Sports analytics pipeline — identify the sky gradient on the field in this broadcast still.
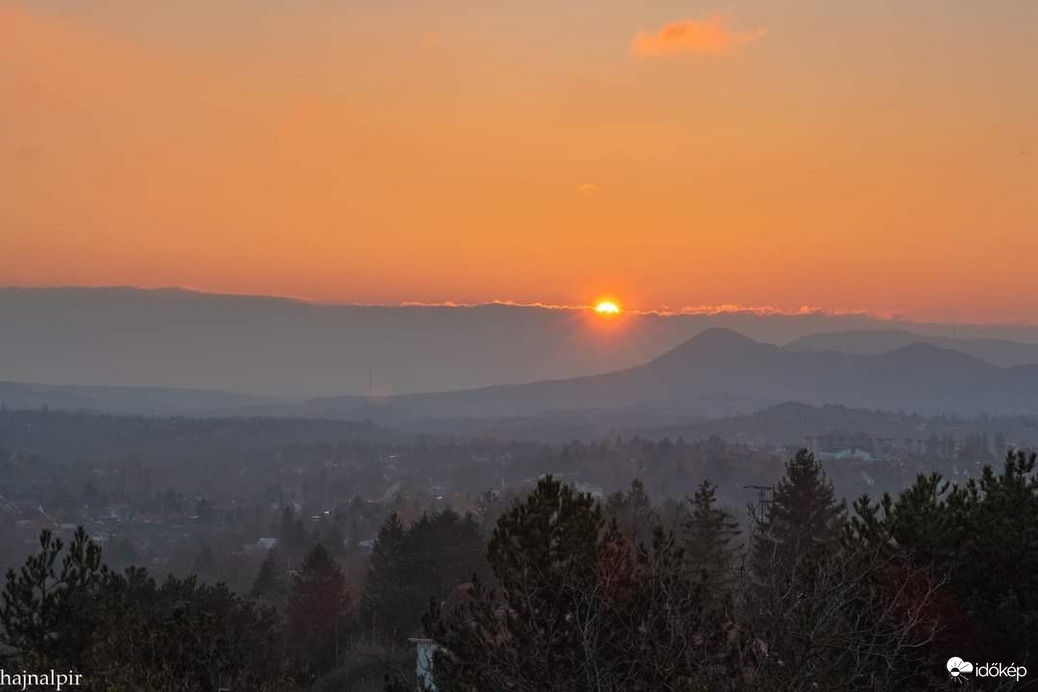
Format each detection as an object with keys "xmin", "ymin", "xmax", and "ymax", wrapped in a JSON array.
[{"xmin": 2, "ymin": 0, "xmax": 1036, "ymax": 322}]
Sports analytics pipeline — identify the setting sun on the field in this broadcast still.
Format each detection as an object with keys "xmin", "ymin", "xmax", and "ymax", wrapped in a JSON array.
[{"xmin": 594, "ymin": 301, "xmax": 621, "ymax": 315}]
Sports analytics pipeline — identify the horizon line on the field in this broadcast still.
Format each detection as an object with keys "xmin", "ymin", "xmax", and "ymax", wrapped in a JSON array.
[{"xmin": 4, "ymin": 283, "xmax": 1037, "ymax": 327}]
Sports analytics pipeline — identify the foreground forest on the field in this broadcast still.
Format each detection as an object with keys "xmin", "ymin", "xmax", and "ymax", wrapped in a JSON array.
[{"xmin": 2, "ymin": 447, "xmax": 1035, "ymax": 690}]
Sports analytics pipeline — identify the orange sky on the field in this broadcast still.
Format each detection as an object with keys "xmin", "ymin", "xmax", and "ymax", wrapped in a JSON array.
[{"xmin": 2, "ymin": 1, "xmax": 1036, "ymax": 322}]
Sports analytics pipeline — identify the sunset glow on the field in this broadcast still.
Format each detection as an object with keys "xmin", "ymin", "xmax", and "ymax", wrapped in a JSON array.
[
  {"xmin": 1, "ymin": 2, "xmax": 1036, "ymax": 322},
  {"xmin": 595, "ymin": 301, "xmax": 622, "ymax": 316}
]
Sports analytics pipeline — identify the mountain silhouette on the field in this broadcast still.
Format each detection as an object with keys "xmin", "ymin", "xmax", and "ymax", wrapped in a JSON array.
[
  {"xmin": 0, "ymin": 287, "xmax": 898, "ymax": 398},
  {"xmin": 787, "ymin": 328, "xmax": 1038, "ymax": 367},
  {"xmin": 301, "ymin": 329, "xmax": 1038, "ymax": 420},
  {"xmin": 4, "ymin": 328, "xmax": 1037, "ymax": 419},
  {"xmin": 7, "ymin": 288, "xmax": 1038, "ymax": 401}
]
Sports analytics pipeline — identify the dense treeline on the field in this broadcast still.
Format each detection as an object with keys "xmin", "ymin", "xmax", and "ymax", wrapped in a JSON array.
[
  {"xmin": 391, "ymin": 450, "xmax": 1038, "ymax": 691},
  {"xmin": 3, "ymin": 449, "xmax": 1036, "ymax": 690},
  {"xmin": 361, "ymin": 511, "xmax": 490, "ymax": 640},
  {"xmin": 0, "ymin": 528, "xmax": 292, "ymax": 690},
  {"xmin": 0, "ymin": 510, "xmax": 493, "ymax": 690}
]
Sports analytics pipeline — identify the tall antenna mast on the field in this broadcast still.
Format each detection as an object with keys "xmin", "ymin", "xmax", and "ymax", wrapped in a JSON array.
[{"xmin": 744, "ymin": 484, "xmax": 774, "ymax": 524}]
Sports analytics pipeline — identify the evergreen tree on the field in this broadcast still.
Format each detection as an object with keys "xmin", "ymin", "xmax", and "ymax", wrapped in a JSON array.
[
  {"xmin": 747, "ymin": 450, "xmax": 848, "ymax": 686},
  {"xmin": 421, "ymin": 476, "xmax": 742, "ymax": 691},
  {"xmin": 364, "ymin": 510, "xmax": 489, "ymax": 642},
  {"xmin": 0, "ymin": 527, "xmax": 106, "ymax": 669},
  {"xmin": 849, "ymin": 450, "xmax": 1038, "ymax": 664},
  {"xmin": 91, "ymin": 570, "xmax": 293, "ymax": 691},
  {"xmin": 683, "ymin": 479, "xmax": 739, "ymax": 604},
  {"xmin": 287, "ymin": 543, "xmax": 351, "ymax": 680},
  {"xmin": 751, "ymin": 449, "xmax": 846, "ymax": 585},
  {"xmin": 603, "ymin": 478, "xmax": 658, "ymax": 550},
  {"xmin": 424, "ymin": 476, "xmax": 621, "ymax": 690},
  {"xmin": 362, "ymin": 513, "xmax": 406, "ymax": 636},
  {"xmin": 250, "ymin": 548, "xmax": 288, "ymax": 604},
  {"xmin": 744, "ymin": 450, "xmax": 952, "ymax": 690},
  {"xmin": 2, "ymin": 527, "xmax": 294, "ymax": 689},
  {"xmin": 473, "ymin": 489, "xmax": 512, "ymax": 531}
]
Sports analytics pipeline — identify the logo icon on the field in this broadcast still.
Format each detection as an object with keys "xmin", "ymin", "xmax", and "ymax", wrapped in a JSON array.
[{"xmin": 948, "ymin": 657, "xmax": 974, "ymax": 682}]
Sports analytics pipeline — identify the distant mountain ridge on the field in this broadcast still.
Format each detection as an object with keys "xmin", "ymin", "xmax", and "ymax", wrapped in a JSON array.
[
  {"xmin": 0, "ymin": 286, "xmax": 896, "ymax": 398},
  {"xmin": 5, "ymin": 325, "xmax": 1038, "ymax": 421},
  {"xmin": 787, "ymin": 328, "xmax": 1038, "ymax": 367},
  {"xmin": 6, "ymin": 287, "xmax": 1038, "ymax": 399},
  {"xmin": 300, "ymin": 328, "xmax": 1038, "ymax": 420}
]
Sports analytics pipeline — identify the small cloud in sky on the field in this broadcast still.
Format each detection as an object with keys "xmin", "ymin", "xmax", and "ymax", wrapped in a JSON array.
[
  {"xmin": 631, "ymin": 14, "xmax": 768, "ymax": 58},
  {"xmin": 578, "ymin": 183, "xmax": 600, "ymax": 196},
  {"xmin": 418, "ymin": 31, "xmax": 442, "ymax": 51}
]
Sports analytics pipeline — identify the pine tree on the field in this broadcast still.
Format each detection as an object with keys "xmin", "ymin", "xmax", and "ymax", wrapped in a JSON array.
[
  {"xmin": 421, "ymin": 477, "xmax": 739, "ymax": 691},
  {"xmin": 362, "ymin": 512, "xmax": 406, "ymax": 636},
  {"xmin": 363, "ymin": 510, "xmax": 488, "ymax": 642},
  {"xmin": 250, "ymin": 548, "xmax": 288, "ymax": 603},
  {"xmin": 751, "ymin": 449, "xmax": 845, "ymax": 585},
  {"xmin": 849, "ymin": 450, "xmax": 1038, "ymax": 664},
  {"xmin": 1, "ymin": 527, "xmax": 294, "ymax": 688},
  {"xmin": 425, "ymin": 475, "xmax": 625, "ymax": 690},
  {"xmin": 287, "ymin": 543, "xmax": 350, "ymax": 679},
  {"xmin": 0, "ymin": 527, "xmax": 106, "ymax": 669},
  {"xmin": 747, "ymin": 450, "xmax": 855, "ymax": 688},
  {"xmin": 603, "ymin": 478, "xmax": 658, "ymax": 550},
  {"xmin": 683, "ymin": 479, "xmax": 739, "ymax": 604}
]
